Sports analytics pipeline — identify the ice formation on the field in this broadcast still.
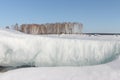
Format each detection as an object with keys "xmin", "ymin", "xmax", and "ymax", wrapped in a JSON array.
[{"xmin": 0, "ymin": 29, "xmax": 120, "ymax": 67}]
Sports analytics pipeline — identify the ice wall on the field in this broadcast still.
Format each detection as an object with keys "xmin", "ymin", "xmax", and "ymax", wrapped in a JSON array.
[{"xmin": 0, "ymin": 29, "xmax": 120, "ymax": 67}]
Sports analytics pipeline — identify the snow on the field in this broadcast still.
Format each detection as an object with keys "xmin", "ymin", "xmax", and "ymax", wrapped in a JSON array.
[
  {"xmin": 0, "ymin": 29, "xmax": 120, "ymax": 80},
  {"xmin": 0, "ymin": 58, "xmax": 120, "ymax": 80},
  {"xmin": 0, "ymin": 29, "xmax": 120, "ymax": 67}
]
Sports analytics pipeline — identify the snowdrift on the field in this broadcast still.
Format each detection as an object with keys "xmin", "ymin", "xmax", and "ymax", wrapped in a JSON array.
[
  {"xmin": 1, "ymin": 57, "xmax": 120, "ymax": 80},
  {"xmin": 0, "ymin": 29, "xmax": 120, "ymax": 67}
]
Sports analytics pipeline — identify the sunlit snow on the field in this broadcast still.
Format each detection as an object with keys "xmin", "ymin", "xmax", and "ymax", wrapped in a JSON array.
[
  {"xmin": 0, "ymin": 29, "xmax": 120, "ymax": 80},
  {"xmin": 0, "ymin": 29, "xmax": 120, "ymax": 67}
]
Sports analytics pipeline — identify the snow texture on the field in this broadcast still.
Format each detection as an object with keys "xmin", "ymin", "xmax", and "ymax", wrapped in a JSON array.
[
  {"xmin": 0, "ymin": 57, "xmax": 120, "ymax": 80},
  {"xmin": 0, "ymin": 29, "xmax": 120, "ymax": 67},
  {"xmin": 0, "ymin": 29, "xmax": 120, "ymax": 80}
]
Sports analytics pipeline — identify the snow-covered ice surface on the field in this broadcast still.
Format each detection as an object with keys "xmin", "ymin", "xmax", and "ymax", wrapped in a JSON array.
[
  {"xmin": 0, "ymin": 29, "xmax": 120, "ymax": 80},
  {"xmin": 0, "ymin": 58, "xmax": 120, "ymax": 80},
  {"xmin": 0, "ymin": 29, "xmax": 120, "ymax": 67}
]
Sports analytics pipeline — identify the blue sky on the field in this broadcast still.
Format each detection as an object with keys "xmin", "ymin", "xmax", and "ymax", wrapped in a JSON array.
[{"xmin": 0, "ymin": 0, "xmax": 120, "ymax": 33}]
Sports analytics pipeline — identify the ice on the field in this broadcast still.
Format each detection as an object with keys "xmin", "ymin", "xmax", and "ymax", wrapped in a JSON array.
[{"xmin": 0, "ymin": 29, "xmax": 120, "ymax": 67}]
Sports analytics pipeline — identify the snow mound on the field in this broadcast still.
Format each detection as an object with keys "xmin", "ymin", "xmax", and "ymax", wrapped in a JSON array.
[{"xmin": 0, "ymin": 29, "xmax": 120, "ymax": 67}]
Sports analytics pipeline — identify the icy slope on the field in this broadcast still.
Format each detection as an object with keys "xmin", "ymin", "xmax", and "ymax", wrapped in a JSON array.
[{"xmin": 0, "ymin": 29, "xmax": 120, "ymax": 67}]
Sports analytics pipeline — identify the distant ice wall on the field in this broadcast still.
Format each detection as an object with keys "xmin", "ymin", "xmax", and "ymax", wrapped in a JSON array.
[{"xmin": 0, "ymin": 30, "xmax": 120, "ymax": 67}]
